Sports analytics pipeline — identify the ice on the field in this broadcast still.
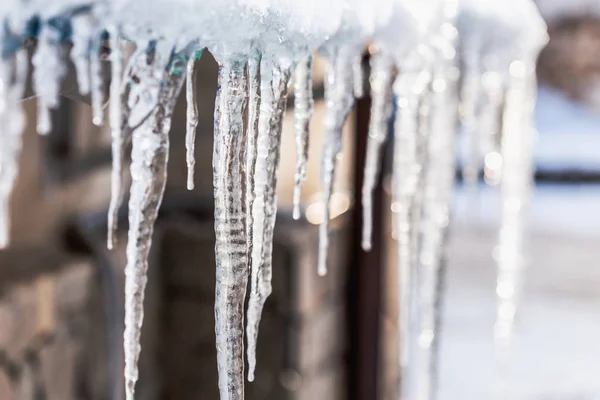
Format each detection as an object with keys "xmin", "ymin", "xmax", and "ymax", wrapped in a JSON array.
[
  {"xmin": 0, "ymin": 50, "xmax": 28, "ymax": 248},
  {"xmin": 246, "ymin": 59, "xmax": 291, "ymax": 382},
  {"xmin": 292, "ymin": 55, "xmax": 313, "ymax": 220},
  {"xmin": 123, "ymin": 41, "xmax": 187, "ymax": 400},
  {"xmin": 361, "ymin": 52, "xmax": 393, "ymax": 251},
  {"xmin": 213, "ymin": 59, "xmax": 248, "ymax": 400},
  {"xmin": 33, "ymin": 23, "xmax": 67, "ymax": 135},
  {"xmin": 0, "ymin": 1, "xmax": 550, "ymax": 399},
  {"xmin": 185, "ymin": 55, "xmax": 199, "ymax": 190},
  {"xmin": 245, "ymin": 52, "xmax": 261, "ymax": 277},
  {"xmin": 316, "ymin": 0, "xmax": 385, "ymax": 275},
  {"xmin": 318, "ymin": 49, "xmax": 354, "ymax": 276},
  {"xmin": 352, "ymin": 54, "xmax": 364, "ymax": 98},
  {"xmin": 70, "ymin": 16, "xmax": 93, "ymax": 95},
  {"xmin": 459, "ymin": 0, "xmax": 548, "ymax": 346},
  {"xmin": 107, "ymin": 27, "xmax": 123, "ymax": 249}
]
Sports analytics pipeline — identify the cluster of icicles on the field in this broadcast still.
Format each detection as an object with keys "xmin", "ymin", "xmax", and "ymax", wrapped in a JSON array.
[{"xmin": 0, "ymin": 0, "xmax": 548, "ymax": 399}]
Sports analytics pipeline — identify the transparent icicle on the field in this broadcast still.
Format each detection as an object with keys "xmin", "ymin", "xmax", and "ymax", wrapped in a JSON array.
[
  {"xmin": 123, "ymin": 44, "xmax": 187, "ymax": 400},
  {"xmin": 33, "ymin": 24, "xmax": 67, "ymax": 135},
  {"xmin": 292, "ymin": 55, "xmax": 313, "ymax": 220},
  {"xmin": 392, "ymin": 70, "xmax": 430, "ymax": 400},
  {"xmin": 246, "ymin": 60, "xmax": 291, "ymax": 382},
  {"xmin": 352, "ymin": 53, "xmax": 364, "ymax": 98},
  {"xmin": 106, "ymin": 45, "xmax": 148, "ymax": 250},
  {"xmin": 361, "ymin": 52, "xmax": 393, "ymax": 251},
  {"xmin": 413, "ymin": 69, "xmax": 458, "ymax": 400},
  {"xmin": 319, "ymin": 49, "xmax": 356, "ymax": 276},
  {"xmin": 0, "ymin": 51, "xmax": 28, "ymax": 248},
  {"xmin": 245, "ymin": 53, "xmax": 261, "ymax": 273},
  {"xmin": 107, "ymin": 28, "xmax": 123, "ymax": 250},
  {"xmin": 185, "ymin": 58, "xmax": 199, "ymax": 190},
  {"xmin": 494, "ymin": 60, "xmax": 537, "ymax": 345},
  {"xmin": 70, "ymin": 16, "xmax": 93, "ymax": 95},
  {"xmin": 91, "ymin": 37, "xmax": 105, "ymax": 126},
  {"xmin": 213, "ymin": 60, "xmax": 248, "ymax": 400}
]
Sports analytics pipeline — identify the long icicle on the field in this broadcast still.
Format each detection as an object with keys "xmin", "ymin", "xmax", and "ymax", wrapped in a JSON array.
[
  {"xmin": 361, "ymin": 52, "xmax": 393, "ymax": 251},
  {"xmin": 246, "ymin": 59, "xmax": 291, "ymax": 382},
  {"xmin": 292, "ymin": 55, "xmax": 313, "ymax": 219},
  {"xmin": 185, "ymin": 56, "xmax": 199, "ymax": 190},
  {"xmin": 318, "ymin": 48, "xmax": 356, "ymax": 276},
  {"xmin": 213, "ymin": 59, "xmax": 248, "ymax": 400},
  {"xmin": 123, "ymin": 44, "xmax": 187, "ymax": 400},
  {"xmin": 107, "ymin": 28, "xmax": 124, "ymax": 249},
  {"xmin": 414, "ymin": 68, "xmax": 458, "ymax": 400},
  {"xmin": 106, "ymin": 44, "xmax": 149, "ymax": 250},
  {"xmin": 33, "ymin": 24, "xmax": 67, "ymax": 135},
  {"xmin": 393, "ymin": 70, "xmax": 430, "ymax": 400},
  {"xmin": 0, "ymin": 50, "xmax": 28, "ymax": 248},
  {"xmin": 494, "ymin": 60, "xmax": 537, "ymax": 346}
]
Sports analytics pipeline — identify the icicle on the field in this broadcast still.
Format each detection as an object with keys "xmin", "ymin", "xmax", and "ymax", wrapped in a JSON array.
[
  {"xmin": 123, "ymin": 43, "xmax": 187, "ymax": 400},
  {"xmin": 352, "ymin": 53, "xmax": 364, "ymax": 98},
  {"xmin": 107, "ymin": 28, "xmax": 124, "ymax": 250},
  {"xmin": 0, "ymin": 50, "xmax": 28, "ymax": 248},
  {"xmin": 213, "ymin": 60, "xmax": 248, "ymax": 400},
  {"xmin": 392, "ymin": 70, "xmax": 429, "ymax": 400},
  {"xmin": 70, "ymin": 16, "xmax": 93, "ymax": 95},
  {"xmin": 185, "ymin": 57, "xmax": 199, "ymax": 190},
  {"xmin": 32, "ymin": 24, "xmax": 67, "ymax": 135},
  {"xmin": 318, "ymin": 49, "xmax": 356, "ymax": 276},
  {"xmin": 244, "ymin": 52, "xmax": 260, "ymax": 296},
  {"xmin": 413, "ymin": 70, "xmax": 458, "ymax": 400},
  {"xmin": 106, "ymin": 45, "xmax": 149, "ymax": 250},
  {"xmin": 292, "ymin": 55, "xmax": 313, "ymax": 220},
  {"xmin": 361, "ymin": 52, "xmax": 393, "ymax": 251},
  {"xmin": 246, "ymin": 59, "xmax": 291, "ymax": 382},
  {"xmin": 494, "ymin": 60, "xmax": 537, "ymax": 345},
  {"xmin": 91, "ymin": 36, "xmax": 105, "ymax": 126}
]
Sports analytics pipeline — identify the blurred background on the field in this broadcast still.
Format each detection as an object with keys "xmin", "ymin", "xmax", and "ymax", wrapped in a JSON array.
[{"xmin": 1, "ymin": 1, "xmax": 600, "ymax": 399}]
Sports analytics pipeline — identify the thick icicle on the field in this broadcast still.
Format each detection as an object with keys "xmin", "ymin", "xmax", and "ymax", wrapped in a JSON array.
[
  {"xmin": 0, "ymin": 50, "xmax": 28, "ymax": 248},
  {"xmin": 292, "ymin": 55, "xmax": 313, "ymax": 219},
  {"xmin": 494, "ymin": 60, "xmax": 537, "ymax": 345},
  {"xmin": 123, "ymin": 44, "xmax": 187, "ymax": 400},
  {"xmin": 107, "ymin": 28, "xmax": 124, "ymax": 250},
  {"xmin": 352, "ymin": 53, "xmax": 364, "ymax": 98},
  {"xmin": 91, "ymin": 36, "xmax": 105, "ymax": 126},
  {"xmin": 318, "ymin": 49, "xmax": 356, "ymax": 276},
  {"xmin": 32, "ymin": 24, "xmax": 67, "ymax": 135},
  {"xmin": 185, "ymin": 57, "xmax": 199, "ymax": 190},
  {"xmin": 361, "ymin": 52, "xmax": 393, "ymax": 251},
  {"xmin": 246, "ymin": 60, "xmax": 291, "ymax": 382},
  {"xmin": 213, "ymin": 60, "xmax": 248, "ymax": 400}
]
